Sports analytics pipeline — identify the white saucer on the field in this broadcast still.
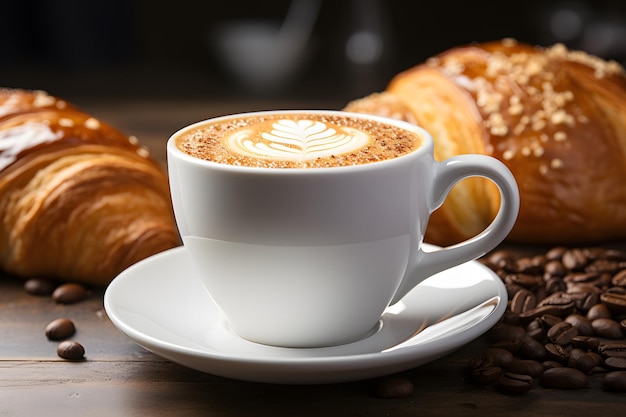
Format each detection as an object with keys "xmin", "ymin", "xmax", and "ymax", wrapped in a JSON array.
[{"xmin": 104, "ymin": 244, "xmax": 506, "ymax": 384}]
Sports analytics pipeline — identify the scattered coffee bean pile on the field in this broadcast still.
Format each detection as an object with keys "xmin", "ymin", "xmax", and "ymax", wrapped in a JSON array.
[
  {"xmin": 472, "ymin": 246, "xmax": 626, "ymax": 393},
  {"xmin": 24, "ymin": 278, "xmax": 89, "ymax": 361}
]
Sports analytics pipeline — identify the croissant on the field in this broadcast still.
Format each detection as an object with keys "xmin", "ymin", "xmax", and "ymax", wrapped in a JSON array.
[
  {"xmin": 0, "ymin": 88, "xmax": 180, "ymax": 285},
  {"xmin": 345, "ymin": 39, "xmax": 626, "ymax": 246}
]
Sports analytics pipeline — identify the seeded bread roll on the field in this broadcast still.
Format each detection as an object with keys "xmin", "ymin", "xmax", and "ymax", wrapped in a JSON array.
[
  {"xmin": 345, "ymin": 39, "xmax": 626, "ymax": 245},
  {"xmin": 0, "ymin": 88, "xmax": 180, "ymax": 285}
]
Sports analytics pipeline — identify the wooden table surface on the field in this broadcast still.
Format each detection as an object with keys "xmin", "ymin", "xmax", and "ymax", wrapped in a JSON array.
[{"xmin": 2, "ymin": 98, "xmax": 625, "ymax": 416}]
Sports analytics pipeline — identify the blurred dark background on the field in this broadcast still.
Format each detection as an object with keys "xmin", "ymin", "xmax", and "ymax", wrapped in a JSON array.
[{"xmin": 1, "ymin": 0, "xmax": 625, "ymax": 104}]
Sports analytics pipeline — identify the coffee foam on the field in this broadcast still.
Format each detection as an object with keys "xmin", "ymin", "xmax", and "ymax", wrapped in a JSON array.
[
  {"xmin": 228, "ymin": 119, "xmax": 371, "ymax": 161},
  {"xmin": 175, "ymin": 113, "xmax": 421, "ymax": 168}
]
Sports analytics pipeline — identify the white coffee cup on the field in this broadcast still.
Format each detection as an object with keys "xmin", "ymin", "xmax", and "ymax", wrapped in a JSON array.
[{"xmin": 167, "ymin": 110, "xmax": 519, "ymax": 348}]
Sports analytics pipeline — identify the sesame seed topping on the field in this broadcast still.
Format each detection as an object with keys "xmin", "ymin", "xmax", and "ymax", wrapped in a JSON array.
[
  {"xmin": 550, "ymin": 158, "xmax": 564, "ymax": 169},
  {"xmin": 137, "ymin": 147, "xmax": 150, "ymax": 158},
  {"xmin": 532, "ymin": 119, "xmax": 546, "ymax": 131},
  {"xmin": 554, "ymin": 131, "xmax": 567, "ymax": 141},
  {"xmin": 548, "ymin": 44, "xmax": 625, "ymax": 78},
  {"xmin": 502, "ymin": 149, "xmax": 515, "ymax": 160},
  {"xmin": 437, "ymin": 39, "xmax": 623, "ymax": 175},
  {"xmin": 128, "ymin": 135, "xmax": 139, "ymax": 145},
  {"xmin": 33, "ymin": 92, "xmax": 56, "ymax": 108},
  {"xmin": 58, "ymin": 118, "xmax": 74, "ymax": 127},
  {"xmin": 84, "ymin": 117, "xmax": 100, "ymax": 130}
]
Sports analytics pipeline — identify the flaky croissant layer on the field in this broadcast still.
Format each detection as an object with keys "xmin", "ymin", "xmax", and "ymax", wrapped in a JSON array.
[
  {"xmin": 345, "ymin": 39, "xmax": 626, "ymax": 245},
  {"xmin": 0, "ymin": 89, "xmax": 180, "ymax": 285}
]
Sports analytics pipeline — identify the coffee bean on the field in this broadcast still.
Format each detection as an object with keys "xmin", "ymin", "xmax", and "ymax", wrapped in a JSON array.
[
  {"xmin": 600, "ymin": 292, "xmax": 626, "ymax": 314},
  {"xmin": 562, "ymin": 249, "xmax": 588, "ymax": 271},
  {"xmin": 587, "ymin": 303, "xmax": 612, "ymax": 320},
  {"xmin": 571, "ymin": 336, "xmax": 600, "ymax": 352},
  {"xmin": 538, "ymin": 292, "xmax": 577, "ymax": 309},
  {"xmin": 606, "ymin": 286, "xmax": 626, "ymax": 296},
  {"xmin": 52, "ymin": 283, "xmax": 88, "ymax": 304},
  {"xmin": 483, "ymin": 348, "xmax": 515, "ymax": 368},
  {"xmin": 487, "ymin": 250, "xmax": 516, "ymax": 270},
  {"xmin": 605, "ymin": 357, "xmax": 626, "ymax": 371},
  {"xmin": 56, "ymin": 340, "xmax": 85, "ymax": 360},
  {"xmin": 507, "ymin": 359, "xmax": 544, "ymax": 377},
  {"xmin": 571, "ymin": 292, "xmax": 600, "ymax": 312},
  {"xmin": 526, "ymin": 319, "xmax": 541, "ymax": 331},
  {"xmin": 511, "ymin": 289, "xmax": 536, "ymax": 314},
  {"xmin": 591, "ymin": 318, "xmax": 623, "ymax": 339},
  {"xmin": 515, "ymin": 257, "xmax": 544, "ymax": 275},
  {"xmin": 584, "ymin": 247, "xmax": 621, "ymax": 261},
  {"xmin": 545, "ymin": 246, "xmax": 568, "ymax": 261},
  {"xmin": 519, "ymin": 304, "xmax": 574, "ymax": 323},
  {"xmin": 468, "ymin": 354, "xmax": 494, "ymax": 370},
  {"xmin": 539, "ymin": 314, "xmax": 563, "ymax": 331},
  {"xmin": 542, "ymin": 361, "xmax": 563, "ymax": 370},
  {"xmin": 45, "ymin": 318, "xmax": 76, "ymax": 340},
  {"xmin": 544, "ymin": 277, "xmax": 567, "ymax": 294},
  {"xmin": 587, "ymin": 352, "xmax": 605, "ymax": 368},
  {"xmin": 544, "ymin": 260, "xmax": 566, "ymax": 278},
  {"xmin": 565, "ymin": 314, "xmax": 594, "ymax": 336},
  {"xmin": 518, "ymin": 336, "xmax": 547, "ymax": 361},
  {"xmin": 471, "ymin": 366, "xmax": 504, "ymax": 385},
  {"xmin": 496, "ymin": 372, "xmax": 534, "ymax": 394},
  {"xmin": 525, "ymin": 326, "xmax": 544, "ymax": 342},
  {"xmin": 586, "ymin": 259, "xmax": 622, "ymax": 274},
  {"xmin": 568, "ymin": 349, "xmax": 596, "ymax": 374},
  {"xmin": 374, "ymin": 376, "xmax": 414, "ymax": 398},
  {"xmin": 547, "ymin": 321, "xmax": 578, "ymax": 345},
  {"xmin": 566, "ymin": 282, "xmax": 602, "ymax": 294},
  {"xmin": 564, "ymin": 272, "xmax": 603, "ymax": 285},
  {"xmin": 539, "ymin": 367, "xmax": 588, "ymax": 389},
  {"xmin": 545, "ymin": 343, "xmax": 569, "ymax": 364},
  {"xmin": 23, "ymin": 278, "xmax": 56, "ymax": 296},
  {"xmin": 602, "ymin": 371, "xmax": 626, "ymax": 392},
  {"xmin": 599, "ymin": 343, "xmax": 626, "ymax": 358},
  {"xmin": 505, "ymin": 273, "xmax": 542, "ymax": 290},
  {"xmin": 612, "ymin": 269, "xmax": 626, "ymax": 287}
]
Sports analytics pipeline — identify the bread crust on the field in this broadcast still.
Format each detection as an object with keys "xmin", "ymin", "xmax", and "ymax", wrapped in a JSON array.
[
  {"xmin": 345, "ymin": 39, "xmax": 626, "ymax": 245},
  {"xmin": 0, "ymin": 89, "xmax": 180, "ymax": 284}
]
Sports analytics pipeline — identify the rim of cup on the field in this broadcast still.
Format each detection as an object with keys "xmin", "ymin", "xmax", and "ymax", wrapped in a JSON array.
[{"xmin": 166, "ymin": 110, "xmax": 434, "ymax": 174}]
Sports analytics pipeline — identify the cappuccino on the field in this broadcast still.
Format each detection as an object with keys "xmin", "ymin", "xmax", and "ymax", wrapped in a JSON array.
[{"xmin": 175, "ymin": 113, "xmax": 422, "ymax": 168}]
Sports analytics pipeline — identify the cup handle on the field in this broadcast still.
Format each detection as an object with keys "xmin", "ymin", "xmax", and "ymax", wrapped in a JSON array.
[{"xmin": 390, "ymin": 154, "xmax": 520, "ymax": 304}]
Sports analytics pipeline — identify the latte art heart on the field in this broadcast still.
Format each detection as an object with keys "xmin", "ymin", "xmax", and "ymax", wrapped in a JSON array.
[
  {"xmin": 175, "ymin": 113, "xmax": 422, "ymax": 168},
  {"xmin": 227, "ymin": 119, "xmax": 371, "ymax": 161}
]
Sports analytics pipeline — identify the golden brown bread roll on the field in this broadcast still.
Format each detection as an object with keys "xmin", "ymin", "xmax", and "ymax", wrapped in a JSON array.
[
  {"xmin": 0, "ymin": 88, "xmax": 180, "ymax": 285},
  {"xmin": 345, "ymin": 39, "xmax": 626, "ymax": 246}
]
